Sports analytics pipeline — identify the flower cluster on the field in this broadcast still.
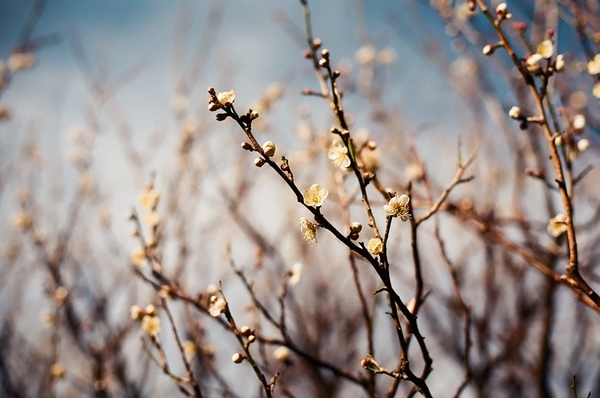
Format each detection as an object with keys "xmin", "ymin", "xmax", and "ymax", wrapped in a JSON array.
[
  {"xmin": 207, "ymin": 88, "xmax": 237, "ymax": 120},
  {"xmin": 587, "ymin": 55, "xmax": 600, "ymax": 98},
  {"xmin": 130, "ymin": 304, "xmax": 161, "ymax": 337},
  {"xmin": 526, "ymin": 39, "xmax": 563, "ymax": 75}
]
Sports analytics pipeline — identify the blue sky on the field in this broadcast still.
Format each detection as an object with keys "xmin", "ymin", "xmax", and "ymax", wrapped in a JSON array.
[{"xmin": 0, "ymin": 0, "xmax": 453, "ymax": 137}]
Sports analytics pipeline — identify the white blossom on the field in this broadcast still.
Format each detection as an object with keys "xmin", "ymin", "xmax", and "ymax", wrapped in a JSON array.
[
  {"xmin": 217, "ymin": 90, "xmax": 235, "ymax": 106},
  {"xmin": 303, "ymin": 184, "xmax": 329, "ymax": 207},
  {"xmin": 383, "ymin": 194, "xmax": 411, "ymax": 221},
  {"xmin": 547, "ymin": 214, "xmax": 567, "ymax": 237},
  {"xmin": 328, "ymin": 140, "xmax": 351, "ymax": 169},
  {"xmin": 299, "ymin": 218, "xmax": 318, "ymax": 244},
  {"xmin": 367, "ymin": 238, "xmax": 383, "ymax": 255}
]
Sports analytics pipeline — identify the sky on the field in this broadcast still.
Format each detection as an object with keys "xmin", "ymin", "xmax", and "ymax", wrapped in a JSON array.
[
  {"xmin": 0, "ymin": 0, "xmax": 461, "ymax": 214},
  {"xmin": 0, "ymin": 0, "xmax": 453, "ymax": 142}
]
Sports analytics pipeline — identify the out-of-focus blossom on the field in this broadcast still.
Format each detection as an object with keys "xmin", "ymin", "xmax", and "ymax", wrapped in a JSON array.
[
  {"xmin": 50, "ymin": 363, "xmax": 66, "ymax": 379},
  {"xmin": 142, "ymin": 315, "xmax": 161, "ymax": 337},
  {"xmin": 183, "ymin": 340, "xmax": 197, "ymax": 361},
  {"xmin": 131, "ymin": 247, "xmax": 146, "ymax": 267},
  {"xmin": 526, "ymin": 53, "xmax": 543, "ymax": 74},
  {"xmin": 12, "ymin": 212, "xmax": 32, "ymax": 231},
  {"xmin": 547, "ymin": 214, "xmax": 567, "ymax": 237},
  {"xmin": 140, "ymin": 189, "xmax": 160, "ymax": 210},
  {"xmin": 78, "ymin": 172, "xmax": 95, "ymax": 193},
  {"xmin": 355, "ymin": 44, "xmax": 377, "ymax": 65},
  {"xmin": 587, "ymin": 54, "xmax": 600, "ymax": 75},
  {"xmin": 145, "ymin": 212, "xmax": 160, "ymax": 227},
  {"xmin": 208, "ymin": 296, "xmax": 226, "ymax": 317},
  {"xmin": 572, "ymin": 114, "xmax": 585, "ymax": 132},
  {"xmin": 289, "ymin": 262, "xmax": 303, "ymax": 286},
  {"xmin": 537, "ymin": 40, "xmax": 553, "ymax": 59},
  {"xmin": 377, "ymin": 48, "xmax": 397, "ymax": 66},
  {"xmin": 0, "ymin": 105, "xmax": 10, "ymax": 121},
  {"xmin": 593, "ymin": 82, "xmax": 600, "ymax": 99},
  {"xmin": 577, "ymin": 138, "xmax": 590, "ymax": 153},
  {"xmin": 273, "ymin": 346, "xmax": 290, "ymax": 361},
  {"xmin": 555, "ymin": 54, "xmax": 565, "ymax": 72},
  {"xmin": 130, "ymin": 305, "xmax": 143, "ymax": 320},
  {"xmin": 300, "ymin": 217, "xmax": 318, "ymax": 244},
  {"xmin": 405, "ymin": 164, "xmax": 425, "ymax": 181},
  {"xmin": 9, "ymin": 52, "xmax": 35, "ymax": 71}
]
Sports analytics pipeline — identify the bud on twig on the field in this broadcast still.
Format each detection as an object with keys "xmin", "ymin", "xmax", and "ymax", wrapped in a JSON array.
[
  {"xmin": 262, "ymin": 141, "xmax": 276, "ymax": 157},
  {"xmin": 232, "ymin": 353, "xmax": 246, "ymax": 364},
  {"xmin": 241, "ymin": 142, "xmax": 254, "ymax": 151}
]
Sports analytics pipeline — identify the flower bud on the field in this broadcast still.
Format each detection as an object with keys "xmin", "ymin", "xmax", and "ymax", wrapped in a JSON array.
[
  {"xmin": 350, "ymin": 222, "xmax": 362, "ymax": 234},
  {"xmin": 526, "ymin": 53, "xmax": 543, "ymax": 74},
  {"xmin": 366, "ymin": 140, "xmax": 377, "ymax": 150},
  {"xmin": 509, "ymin": 106, "xmax": 523, "ymax": 119},
  {"xmin": 513, "ymin": 21, "xmax": 527, "ymax": 33},
  {"xmin": 496, "ymin": 2, "xmax": 507, "ymax": 15},
  {"xmin": 262, "ymin": 141, "xmax": 276, "ymax": 157},
  {"xmin": 572, "ymin": 114, "xmax": 585, "ymax": 132},
  {"xmin": 130, "ymin": 305, "xmax": 144, "ymax": 320},
  {"xmin": 215, "ymin": 113, "xmax": 228, "ymax": 121},
  {"xmin": 240, "ymin": 326, "xmax": 252, "ymax": 336},
  {"xmin": 577, "ymin": 139, "xmax": 590, "ymax": 152},
  {"xmin": 482, "ymin": 44, "xmax": 495, "ymax": 56},
  {"xmin": 241, "ymin": 142, "xmax": 253, "ymax": 151},
  {"xmin": 254, "ymin": 157, "xmax": 266, "ymax": 167},
  {"xmin": 555, "ymin": 54, "xmax": 565, "ymax": 72},
  {"xmin": 495, "ymin": 3, "xmax": 511, "ymax": 19},
  {"xmin": 232, "ymin": 353, "xmax": 246, "ymax": 363},
  {"xmin": 554, "ymin": 135, "xmax": 563, "ymax": 146},
  {"xmin": 273, "ymin": 346, "xmax": 290, "ymax": 362},
  {"xmin": 145, "ymin": 304, "xmax": 157, "ymax": 317},
  {"xmin": 537, "ymin": 40, "xmax": 553, "ymax": 59}
]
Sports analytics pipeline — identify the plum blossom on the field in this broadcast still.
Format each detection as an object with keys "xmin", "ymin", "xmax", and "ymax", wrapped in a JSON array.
[
  {"xmin": 367, "ymin": 238, "xmax": 383, "ymax": 255},
  {"xmin": 300, "ymin": 217, "xmax": 318, "ymax": 244},
  {"xmin": 303, "ymin": 184, "xmax": 329, "ymax": 207},
  {"xmin": 384, "ymin": 194, "xmax": 411, "ymax": 221},
  {"xmin": 328, "ymin": 139, "xmax": 351, "ymax": 169}
]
